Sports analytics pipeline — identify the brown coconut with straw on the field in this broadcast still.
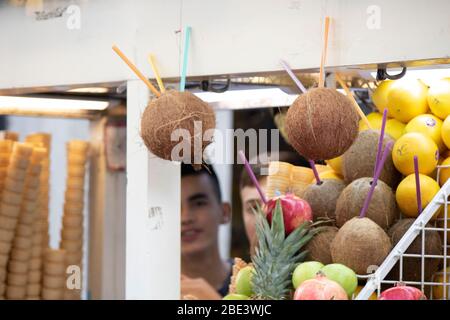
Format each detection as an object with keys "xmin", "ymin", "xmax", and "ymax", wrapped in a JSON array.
[
  {"xmin": 112, "ymin": 43, "xmax": 215, "ymax": 169},
  {"xmin": 330, "ymin": 140, "xmax": 393, "ymax": 275},
  {"xmin": 284, "ymin": 18, "xmax": 359, "ymax": 161},
  {"xmin": 336, "ymin": 110, "xmax": 398, "ymax": 230},
  {"xmin": 342, "ymin": 130, "xmax": 400, "ymax": 188},
  {"xmin": 335, "ymin": 177, "xmax": 397, "ymax": 230},
  {"xmin": 302, "ymin": 160, "xmax": 345, "ymax": 223}
]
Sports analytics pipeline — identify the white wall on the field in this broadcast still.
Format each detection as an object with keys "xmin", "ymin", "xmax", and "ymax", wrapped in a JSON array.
[{"xmin": 1, "ymin": 0, "xmax": 450, "ymax": 90}]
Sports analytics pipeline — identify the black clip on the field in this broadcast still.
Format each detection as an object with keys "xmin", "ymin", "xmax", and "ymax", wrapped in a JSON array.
[{"xmin": 376, "ymin": 66, "xmax": 407, "ymax": 81}]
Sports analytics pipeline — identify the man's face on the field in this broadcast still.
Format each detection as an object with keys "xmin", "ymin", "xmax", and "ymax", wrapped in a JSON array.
[
  {"xmin": 240, "ymin": 178, "xmax": 267, "ymax": 252},
  {"xmin": 181, "ymin": 174, "xmax": 227, "ymax": 256}
]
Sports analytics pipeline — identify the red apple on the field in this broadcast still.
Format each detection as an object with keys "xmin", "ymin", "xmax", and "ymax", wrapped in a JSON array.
[{"xmin": 266, "ymin": 193, "xmax": 313, "ymax": 235}]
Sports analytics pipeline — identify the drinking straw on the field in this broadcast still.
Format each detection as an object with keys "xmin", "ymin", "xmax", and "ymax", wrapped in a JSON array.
[
  {"xmin": 112, "ymin": 45, "xmax": 161, "ymax": 97},
  {"xmin": 238, "ymin": 150, "xmax": 267, "ymax": 204},
  {"xmin": 279, "ymin": 59, "xmax": 307, "ymax": 93},
  {"xmin": 335, "ymin": 73, "xmax": 372, "ymax": 130},
  {"xmin": 359, "ymin": 141, "xmax": 394, "ymax": 218},
  {"xmin": 309, "ymin": 159, "xmax": 322, "ymax": 185},
  {"xmin": 414, "ymin": 156, "xmax": 423, "ymax": 214},
  {"xmin": 373, "ymin": 109, "xmax": 388, "ymax": 176},
  {"xmin": 148, "ymin": 54, "xmax": 166, "ymax": 94},
  {"xmin": 318, "ymin": 17, "xmax": 330, "ymax": 88},
  {"xmin": 179, "ymin": 26, "xmax": 192, "ymax": 92}
]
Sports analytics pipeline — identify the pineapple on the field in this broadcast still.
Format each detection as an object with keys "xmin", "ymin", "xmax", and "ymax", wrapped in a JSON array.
[{"xmin": 251, "ymin": 200, "xmax": 318, "ymax": 300}]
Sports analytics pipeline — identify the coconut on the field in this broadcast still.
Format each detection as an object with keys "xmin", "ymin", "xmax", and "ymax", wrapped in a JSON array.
[
  {"xmin": 335, "ymin": 177, "xmax": 398, "ymax": 230},
  {"xmin": 285, "ymin": 88, "xmax": 359, "ymax": 160},
  {"xmin": 302, "ymin": 179, "xmax": 346, "ymax": 223},
  {"xmin": 331, "ymin": 217, "xmax": 392, "ymax": 275},
  {"xmin": 387, "ymin": 219, "xmax": 442, "ymax": 282},
  {"xmin": 305, "ymin": 226, "xmax": 338, "ymax": 265},
  {"xmin": 342, "ymin": 130, "xmax": 400, "ymax": 188},
  {"xmin": 140, "ymin": 90, "xmax": 215, "ymax": 166}
]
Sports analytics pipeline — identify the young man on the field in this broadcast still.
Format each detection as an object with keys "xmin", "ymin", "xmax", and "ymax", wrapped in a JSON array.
[
  {"xmin": 239, "ymin": 151, "xmax": 307, "ymax": 254},
  {"xmin": 180, "ymin": 163, "xmax": 232, "ymax": 299}
]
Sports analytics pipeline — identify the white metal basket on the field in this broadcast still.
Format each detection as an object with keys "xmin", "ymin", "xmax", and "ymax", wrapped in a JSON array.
[{"xmin": 356, "ymin": 164, "xmax": 450, "ymax": 300}]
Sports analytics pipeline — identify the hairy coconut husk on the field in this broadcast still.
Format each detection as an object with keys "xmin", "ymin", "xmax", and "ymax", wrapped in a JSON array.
[
  {"xmin": 140, "ymin": 90, "xmax": 215, "ymax": 166},
  {"xmin": 387, "ymin": 219, "xmax": 442, "ymax": 283},
  {"xmin": 305, "ymin": 226, "xmax": 338, "ymax": 265},
  {"xmin": 335, "ymin": 177, "xmax": 398, "ymax": 230},
  {"xmin": 302, "ymin": 179, "xmax": 346, "ymax": 222},
  {"xmin": 285, "ymin": 88, "xmax": 359, "ymax": 160},
  {"xmin": 342, "ymin": 130, "xmax": 400, "ymax": 188},
  {"xmin": 228, "ymin": 258, "xmax": 252, "ymax": 295},
  {"xmin": 331, "ymin": 217, "xmax": 392, "ymax": 275}
]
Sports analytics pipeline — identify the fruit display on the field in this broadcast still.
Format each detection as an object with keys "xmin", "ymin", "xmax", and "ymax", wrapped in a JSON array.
[{"xmin": 228, "ymin": 74, "xmax": 450, "ymax": 300}]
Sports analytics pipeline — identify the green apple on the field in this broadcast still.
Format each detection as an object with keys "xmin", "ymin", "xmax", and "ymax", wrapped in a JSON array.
[
  {"xmin": 223, "ymin": 294, "xmax": 250, "ymax": 300},
  {"xmin": 320, "ymin": 263, "xmax": 358, "ymax": 297},
  {"xmin": 292, "ymin": 261, "xmax": 324, "ymax": 289},
  {"xmin": 235, "ymin": 266, "xmax": 254, "ymax": 297}
]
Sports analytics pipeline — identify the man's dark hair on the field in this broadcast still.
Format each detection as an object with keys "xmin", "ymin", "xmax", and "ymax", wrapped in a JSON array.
[
  {"xmin": 239, "ymin": 151, "xmax": 308, "ymax": 190},
  {"xmin": 181, "ymin": 163, "xmax": 222, "ymax": 203}
]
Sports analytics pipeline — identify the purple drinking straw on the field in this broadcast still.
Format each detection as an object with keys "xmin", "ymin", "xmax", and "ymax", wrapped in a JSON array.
[
  {"xmin": 414, "ymin": 156, "xmax": 423, "ymax": 214},
  {"xmin": 359, "ymin": 141, "xmax": 394, "ymax": 218},
  {"xmin": 374, "ymin": 109, "xmax": 388, "ymax": 177},
  {"xmin": 308, "ymin": 159, "xmax": 323, "ymax": 185},
  {"xmin": 238, "ymin": 150, "xmax": 267, "ymax": 204},
  {"xmin": 280, "ymin": 59, "xmax": 307, "ymax": 94}
]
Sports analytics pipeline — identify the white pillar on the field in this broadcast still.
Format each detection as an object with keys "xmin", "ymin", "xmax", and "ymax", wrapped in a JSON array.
[{"xmin": 126, "ymin": 80, "xmax": 181, "ymax": 299}]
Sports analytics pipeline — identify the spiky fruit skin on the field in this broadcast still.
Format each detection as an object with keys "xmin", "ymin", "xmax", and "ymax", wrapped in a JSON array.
[
  {"xmin": 252, "ymin": 200, "xmax": 316, "ymax": 300},
  {"xmin": 293, "ymin": 273, "xmax": 348, "ymax": 300},
  {"xmin": 266, "ymin": 193, "xmax": 313, "ymax": 235},
  {"xmin": 379, "ymin": 283, "xmax": 426, "ymax": 300}
]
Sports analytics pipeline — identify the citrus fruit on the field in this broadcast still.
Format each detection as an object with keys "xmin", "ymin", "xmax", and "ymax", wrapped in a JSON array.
[
  {"xmin": 428, "ymin": 78, "xmax": 450, "ymax": 119},
  {"xmin": 405, "ymin": 114, "xmax": 445, "ymax": 151},
  {"xmin": 396, "ymin": 174, "xmax": 440, "ymax": 218},
  {"xmin": 432, "ymin": 269, "xmax": 450, "ymax": 299},
  {"xmin": 372, "ymin": 80, "xmax": 394, "ymax": 114},
  {"xmin": 442, "ymin": 116, "xmax": 450, "ymax": 149},
  {"xmin": 385, "ymin": 118, "xmax": 405, "ymax": 140},
  {"xmin": 438, "ymin": 157, "xmax": 450, "ymax": 186},
  {"xmin": 392, "ymin": 132, "xmax": 439, "ymax": 176},
  {"xmin": 387, "ymin": 79, "xmax": 429, "ymax": 123},
  {"xmin": 353, "ymin": 285, "xmax": 378, "ymax": 300},
  {"xmin": 325, "ymin": 156, "xmax": 343, "ymax": 175},
  {"xmin": 359, "ymin": 112, "xmax": 383, "ymax": 131}
]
